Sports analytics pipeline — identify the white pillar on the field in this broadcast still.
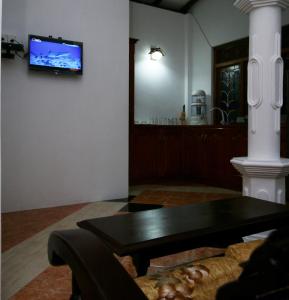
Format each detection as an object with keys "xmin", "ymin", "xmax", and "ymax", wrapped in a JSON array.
[{"xmin": 231, "ymin": 0, "xmax": 289, "ymax": 204}]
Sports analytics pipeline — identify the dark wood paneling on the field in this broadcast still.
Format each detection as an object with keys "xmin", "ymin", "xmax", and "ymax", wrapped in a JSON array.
[
  {"xmin": 130, "ymin": 124, "xmax": 287, "ymax": 190},
  {"xmin": 182, "ymin": 127, "xmax": 205, "ymax": 179},
  {"xmin": 160, "ymin": 127, "xmax": 183, "ymax": 178},
  {"xmin": 129, "ymin": 38, "xmax": 138, "ymax": 184},
  {"xmin": 131, "ymin": 126, "xmax": 161, "ymax": 182},
  {"xmin": 131, "ymin": 125, "xmax": 242, "ymax": 189}
]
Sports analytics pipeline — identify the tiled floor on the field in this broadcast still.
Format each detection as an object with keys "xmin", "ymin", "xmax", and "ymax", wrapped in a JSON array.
[
  {"xmin": 1, "ymin": 184, "xmax": 240, "ymax": 299},
  {"xmin": 10, "ymin": 266, "xmax": 72, "ymax": 300},
  {"xmin": 2, "ymin": 201, "xmax": 126, "ymax": 300},
  {"xmin": 2, "ymin": 203, "xmax": 88, "ymax": 252}
]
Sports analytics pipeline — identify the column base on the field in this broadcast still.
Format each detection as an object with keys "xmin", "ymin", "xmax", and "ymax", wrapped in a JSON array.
[
  {"xmin": 231, "ymin": 157, "xmax": 289, "ymax": 241},
  {"xmin": 231, "ymin": 157, "xmax": 289, "ymax": 204}
]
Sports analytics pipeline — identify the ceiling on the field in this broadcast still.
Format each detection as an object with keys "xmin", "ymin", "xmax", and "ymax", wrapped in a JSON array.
[{"xmin": 130, "ymin": 0, "xmax": 199, "ymax": 14}]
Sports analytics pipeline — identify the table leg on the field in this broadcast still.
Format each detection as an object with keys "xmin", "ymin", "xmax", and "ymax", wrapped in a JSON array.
[
  {"xmin": 70, "ymin": 274, "xmax": 81, "ymax": 300},
  {"xmin": 132, "ymin": 254, "xmax": 150, "ymax": 276}
]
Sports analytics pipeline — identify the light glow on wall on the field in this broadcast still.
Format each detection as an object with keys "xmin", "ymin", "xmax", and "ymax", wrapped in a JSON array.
[
  {"xmin": 135, "ymin": 46, "xmax": 180, "ymax": 123},
  {"xmin": 137, "ymin": 48, "xmax": 169, "ymax": 86}
]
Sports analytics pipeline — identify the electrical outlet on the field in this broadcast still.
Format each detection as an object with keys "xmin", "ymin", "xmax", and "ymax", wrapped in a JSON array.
[
  {"xmin": 1, "ymin": 34, "xmax": 8, "ymax": 42},
  {"xmin": 7, "ymin": 35, "xmax": 17, "ymax": 43}
]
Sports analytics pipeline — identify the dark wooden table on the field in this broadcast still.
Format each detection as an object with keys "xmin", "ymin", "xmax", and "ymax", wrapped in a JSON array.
[{"xmin": 77, "ymin": 196, "xmax": 289, "ymax": 276}]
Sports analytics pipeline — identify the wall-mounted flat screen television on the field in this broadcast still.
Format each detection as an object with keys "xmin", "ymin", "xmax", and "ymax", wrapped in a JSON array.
[{"xmin": 28, "ymin": 35, "xmax": 83, "ymax": 75}]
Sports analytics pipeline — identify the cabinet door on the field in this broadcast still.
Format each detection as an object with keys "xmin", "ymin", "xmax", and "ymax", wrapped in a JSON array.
[
  {"xmin": 207, "ymin": 127, "xmax": 245, "ymax": 189},
  {"xmin": 131, "ymin": 126, "xmax": 162, "ymax": 183},
  {"xmin": 159, "ymin": 127, "xmax": 183, "ymax": 178},
  {"xmin": 182, "ymin": 127, "xmax": 207, "ymax": 179},
  {"xmin": 205, "ymin": 129, "xmax": 229, "ymax": 180}
]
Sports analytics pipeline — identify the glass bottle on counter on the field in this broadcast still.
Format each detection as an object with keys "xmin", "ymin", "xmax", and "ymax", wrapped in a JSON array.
[{"xmin": 179, "ymin": 105, "xmax": 187, "ymax": 125}]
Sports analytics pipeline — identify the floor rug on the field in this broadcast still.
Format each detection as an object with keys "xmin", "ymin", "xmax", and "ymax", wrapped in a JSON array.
[{"xmin": 132, "ymin": 190, "xmax": 239, "ymax": 207}]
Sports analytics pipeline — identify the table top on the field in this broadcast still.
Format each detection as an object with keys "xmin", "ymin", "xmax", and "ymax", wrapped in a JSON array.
[{"xmin": 77, "ymin": 197, "xmax": 289, "ymax": 257}]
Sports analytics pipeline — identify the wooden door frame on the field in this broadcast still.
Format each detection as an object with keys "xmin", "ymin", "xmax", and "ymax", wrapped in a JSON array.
[{"xmin": 129, "ymin": 38, "xmax": 138, "ymax": 184}]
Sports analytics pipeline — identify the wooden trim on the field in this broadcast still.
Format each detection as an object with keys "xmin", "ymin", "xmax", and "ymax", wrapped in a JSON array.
[
  {"xmin": 153, "ymin": 0, "xmax": 163, "ymax": 6},
  {"xmin": 129, "ymin": 38, "xmax": 138, "ymax": 128},
  {"xmin": 215, "ymin": 57, "xmax": 248, "ymax": 69},
  {"xmin": 129, "ymin": 38, "xmax": 138, "ymax": 184},
  {"xmin": 180, "ymin": 0, "xmax": 199, "ymax": 13},
  {"xmin": 130, "ymin": 0, "xmax": 186, "ymax": 14},
  {"xmin": 130, "ymin": 38, "xmax": 138, "ymax": 44},
  {"xmin": 213, "ymin": 26, "xmax": 289, "ymax": 125}
]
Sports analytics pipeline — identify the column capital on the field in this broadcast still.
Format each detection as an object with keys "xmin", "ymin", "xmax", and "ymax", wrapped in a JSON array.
[{"xmin": 234, "ymin": 0, "xmax": 289, "ymax": 14}]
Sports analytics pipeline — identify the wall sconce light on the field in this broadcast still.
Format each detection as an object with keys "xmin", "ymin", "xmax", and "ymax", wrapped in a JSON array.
[{"xmin": 149, "ymin": 47, "xmax": 165, "ymax": 61}]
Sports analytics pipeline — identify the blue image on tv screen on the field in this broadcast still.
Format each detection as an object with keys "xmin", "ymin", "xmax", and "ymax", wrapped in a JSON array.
[{"xmin": 30, "ymin": 38, "xmax": 82, "ymax": 70}]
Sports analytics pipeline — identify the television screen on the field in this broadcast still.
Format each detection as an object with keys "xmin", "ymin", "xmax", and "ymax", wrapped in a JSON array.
[{"xmin": 28, "ymin": 35, "xmax": 83, "ymax": 75}]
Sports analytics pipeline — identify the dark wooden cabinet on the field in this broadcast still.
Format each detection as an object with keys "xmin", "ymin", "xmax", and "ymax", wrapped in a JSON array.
[
  {"xmin": 182, "ymin": 128, "xmax": 205, "ymax": 179},
  {"xmin": 160, "ymin": 127, "xmax": 183, "ymax": 178},
  {"xmin": 130, "ymin": 124, "xmax": 287, "ymax": 190},
  {"xmin": 181, "ymin": 126, "xmax": 247, "ymax": 189},
  {"xmin": 131, "ymin": 125, "xmax": 246, "ymax": 190},
  {"xmin": 132, "ymin": 126, "xmax": 159, "ymax": 180},
  {"xmin": 132, "ymin": 126, "xmax": 183, "ymax": 181}
]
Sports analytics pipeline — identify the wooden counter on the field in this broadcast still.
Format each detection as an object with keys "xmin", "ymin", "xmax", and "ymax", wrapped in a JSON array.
[{"xmin": 129, "ymin": 124, "xmax": 287, "ymax": 190}]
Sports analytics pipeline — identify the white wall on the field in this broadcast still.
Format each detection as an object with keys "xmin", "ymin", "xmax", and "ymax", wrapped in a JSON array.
[
  {"xmin": 190, "ymin": 0, "xmax": 249, "ymax": 123},
  {"xmin": 192, "ymin": 0, "xmax": 249, "ymax": 48},
  {"xmin": 130, "ymin": 2, "xmax": 186, "ymax": 123},
  {"xmin": 190, "ymin": 0, "xmax": 289, "ymax": 123},
  {"xmin": 2, "ymin": 0, "xmax": 129, "ymax": 212},
  {"xmin": 130, "ymin": 1, "xmax": 289, "ymax": 125}
]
